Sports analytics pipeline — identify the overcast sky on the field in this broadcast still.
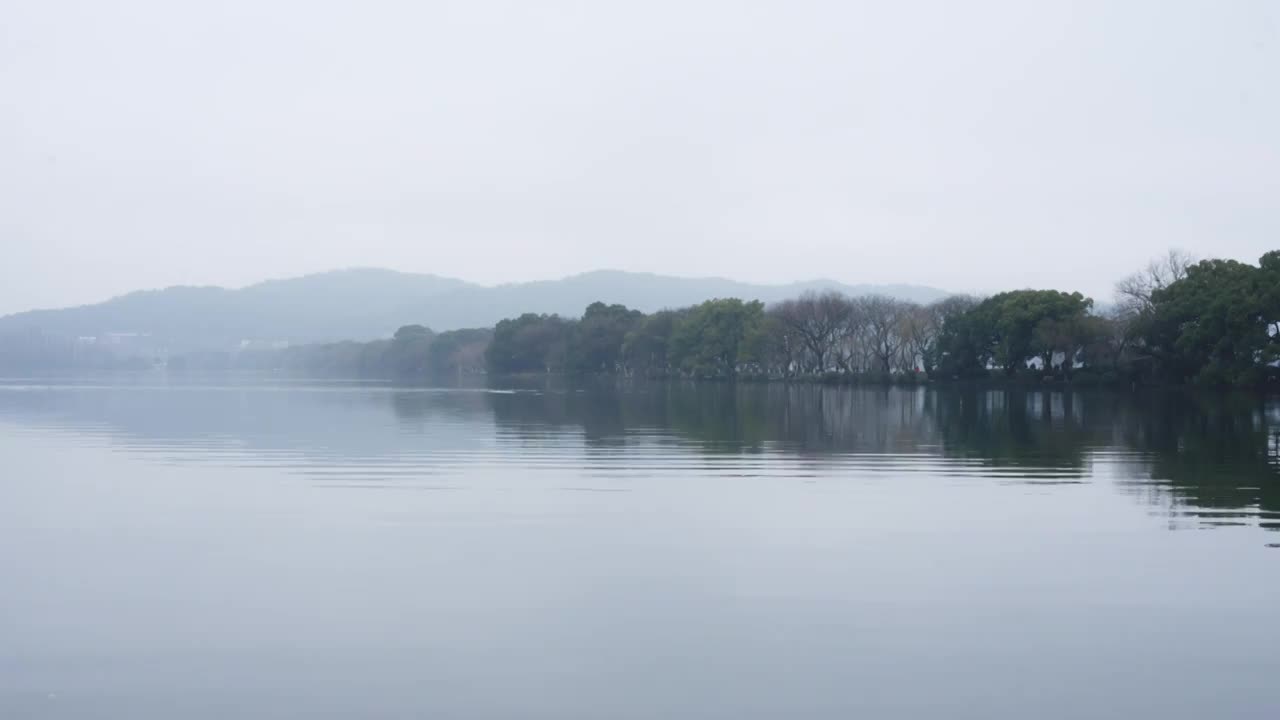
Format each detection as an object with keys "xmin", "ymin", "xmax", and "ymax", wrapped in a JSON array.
[{"xmin": 1, "ymin": 0, "xmax": 1277, "ymax": 315}]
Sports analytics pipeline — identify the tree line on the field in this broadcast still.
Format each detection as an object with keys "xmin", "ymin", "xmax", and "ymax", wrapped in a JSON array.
[
  {"xmin": 155, "ymin": 326, "xmax": 492, "ymax": 377},
  {"xmin": 486, "ymin": 250, "xmax": 1279, "ymax": 387},
  {"xmin": 3, "ymin": 249, "xmax": 1275, "ymax": 387}
]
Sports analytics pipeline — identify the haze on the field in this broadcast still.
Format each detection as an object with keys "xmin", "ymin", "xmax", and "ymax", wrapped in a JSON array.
[{"xmin": 2, "ymin": 0, "xmax": 1277, "ymax": 316}]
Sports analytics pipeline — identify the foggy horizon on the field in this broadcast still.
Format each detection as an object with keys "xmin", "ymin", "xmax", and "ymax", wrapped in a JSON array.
[
  {"xmin": 3, "ymin": 263, "xmax": 966, "ymax": 317},
  {"xmin": 0, "ymin": 251, "xmax": 1255, "ymax": 317},
  {"xmin": 4, "ymin": 1, "xmax": 1277, "ymax": 317}
]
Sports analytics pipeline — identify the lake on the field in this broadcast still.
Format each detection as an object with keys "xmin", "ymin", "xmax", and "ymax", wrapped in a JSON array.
[{"xmin": 1, "ymin": 379, "xmax": 1277, "ymax": 719}]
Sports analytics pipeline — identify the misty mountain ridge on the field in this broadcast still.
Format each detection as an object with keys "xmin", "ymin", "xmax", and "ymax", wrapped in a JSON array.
[{"xmin": 0, "ymin": 268, "xmax": 950, "ymax": 353}]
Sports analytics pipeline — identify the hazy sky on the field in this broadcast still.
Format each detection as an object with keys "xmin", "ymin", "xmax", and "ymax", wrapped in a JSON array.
[{"xmin": 2, "ymin": 0, "xmax": 1277, "ymax": 315}]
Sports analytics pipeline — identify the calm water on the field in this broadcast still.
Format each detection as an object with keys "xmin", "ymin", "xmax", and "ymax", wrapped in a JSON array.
[{"xmin": 1, "ymin": 379, "xmax": 1277, "ymax": 719}]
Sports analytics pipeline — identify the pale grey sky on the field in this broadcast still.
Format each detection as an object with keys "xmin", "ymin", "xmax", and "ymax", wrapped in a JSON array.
[{"xmin": 1, "ymin": 0, "xmax": 1277, "ymax": 315}]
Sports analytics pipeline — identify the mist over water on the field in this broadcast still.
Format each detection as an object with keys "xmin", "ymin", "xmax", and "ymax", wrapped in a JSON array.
[{"xmin": 1, "ymin": 380, "xmax": 1278, "ymax": 718}]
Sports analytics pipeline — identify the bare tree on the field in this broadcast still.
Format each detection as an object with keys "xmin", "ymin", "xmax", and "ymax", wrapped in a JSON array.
[
  {"xmin": 896, "ymin": 302, "xmax": 933, "ymax": 373},
  {"xmin": 765, "ymin": 292, "xmax": 979, "ymax": 378},
  {"xmin": 1090, "ymin": 306, "xmax": 1133, "ymax": 369},
  {"xmin": 770, "ymin": 291, "xmax": 852, "ymax": 373},
  {"xmin": 1115, "ymin": 249, "xmax": 1195, "ymax": 316},
  {"xmin": 760, "ymin": 312, "xmax": 802, "ymax": 377},
  {"xmin": 859, "ymin": 295, "xmax": 911, "ymax": 374},
  {"xmin": 1110, "ymin": 250, "xmax": 1197, "ymax": 369},
  {"xmin": 833, "ymin": 300, "xmax": 872, "ymax": 373}
]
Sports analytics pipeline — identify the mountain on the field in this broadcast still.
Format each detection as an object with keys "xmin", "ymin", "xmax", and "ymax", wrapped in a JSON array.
[
  {"xmin": 398, "ymin": 271, "xmax": 950, "ymax": 330},
  {"xmin": 0, "ymin": 268, "xmax": 949, "ymax": 353}
]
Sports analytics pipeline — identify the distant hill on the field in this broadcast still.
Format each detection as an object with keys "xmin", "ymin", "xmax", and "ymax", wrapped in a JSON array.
[{"xmin": 0, "ymin": 268, "xmax": 949, "ymax": 353}]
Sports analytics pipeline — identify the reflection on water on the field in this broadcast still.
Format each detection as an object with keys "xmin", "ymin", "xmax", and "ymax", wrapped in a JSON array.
[
  {"xmin": 3, "ymin": 380, "xmax": 1274, "ymax": 534},
  {"xmin": 1, "ymin": 380, "xmax": 1278, "ymax": 719}
]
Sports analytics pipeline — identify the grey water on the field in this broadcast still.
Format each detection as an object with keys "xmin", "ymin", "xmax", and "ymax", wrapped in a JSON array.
[{"xmin": 1, "ymin": 379, "xmax": 1277, "ymax": 719}]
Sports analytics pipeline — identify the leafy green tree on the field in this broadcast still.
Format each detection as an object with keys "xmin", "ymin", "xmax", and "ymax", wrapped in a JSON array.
[
  {"xmin": 668, "ymin": 299, "xmax": 766, "ymax": 378},
  {"xmin": 622, "ymin": 309, "xmax": 684, "ymax": 375},
  {"xmin": 919, "ymin": 295, "xmax": 979, "ymax": 375},
  {"xmin": 486, "ymin": 313, "xmax": 573, "ymax": 374},
  {"xmin": 393, "ymin": 324, "xmax": 431, "ymax": 342},
  {"xmin": 932, "ymin": 290, "xmax": 1093, "ymax": 378},
  {"xmin": 386, "ymin": 324, "xmax": 434, "ymax": 377},
  {"xmin": 1032, "ymin": 314, "xmax": 1108, "ymax": 376},
  {"xmin": 932, "ymin": 300, "xmax": 995, "ymax": 378},
  {"xmin": 429, "ymin": 327, "xmax": 492, "ymax": 375},
  {"xmin": 1144, "ymin": 257, "xmax": 1271, "ymax": 385},
  {"xmin": 567, "ymin": 302, "xmax": 643, "ymax": 373},
  {"xmin": 1259, "ymin": 251, "xmax": 1280, "ymax": 366}
]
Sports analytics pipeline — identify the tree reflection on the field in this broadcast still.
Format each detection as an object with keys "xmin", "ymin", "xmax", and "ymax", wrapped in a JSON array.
[
  {"xmin": 1111, "ymin": 393, "xmax": 1280, "ymax": 528},
  {"xmin": 0, "ymin": 379, "xmax": 1273, "ymax": 532},
  {"xmin": 485, "ymin": 380, "xmax": 1279, "ymax": 530}
]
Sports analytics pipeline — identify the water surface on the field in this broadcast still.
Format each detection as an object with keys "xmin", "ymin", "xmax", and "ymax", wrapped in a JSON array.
[{"xmin": 1, "ymin": 380, "xmax": 1277, "ymax": 718}]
